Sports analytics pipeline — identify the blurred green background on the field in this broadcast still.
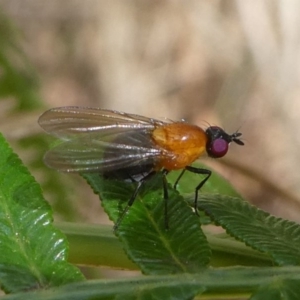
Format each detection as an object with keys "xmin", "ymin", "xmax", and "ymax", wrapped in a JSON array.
[{"xmin": 1, "ymin": 1, "xmax": 300, "ymax": 227}]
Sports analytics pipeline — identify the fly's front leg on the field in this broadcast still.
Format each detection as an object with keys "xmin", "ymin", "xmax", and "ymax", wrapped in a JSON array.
[{"xmin": 185, "ymin": 166, "xmax": 211, "ymax": 216}]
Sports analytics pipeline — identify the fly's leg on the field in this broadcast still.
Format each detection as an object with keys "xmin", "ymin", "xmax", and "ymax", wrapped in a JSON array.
[
  {"xmin": 162, "ymin": 169, "xmax": 169, "ymax": 229},
  {"xmin": 184, "ymin": 166, "xmax": 211, "ymax": 216},
  {"xmin": 113, "ymin": 171, "xmax": 156, "ymax": 231},
  {"xmin": 173, "ymin": 169, "xmax": 186, "ymax": 190}
]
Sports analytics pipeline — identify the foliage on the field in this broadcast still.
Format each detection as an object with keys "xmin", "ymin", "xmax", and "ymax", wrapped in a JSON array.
[
  {"xmin": 0, "ymin": 132, "xmax": 300, "ymax": 298},
  {"xmin": 0, "ymin": 133, "xmax": 84, "ymax": 294}
]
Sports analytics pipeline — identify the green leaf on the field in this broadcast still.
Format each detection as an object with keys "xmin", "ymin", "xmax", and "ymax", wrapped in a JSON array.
[
  {"xmin": 83, "ymin": 173, "xmax": 211, "ymax": 274},
  {"xmin": 0, "ymin": 133, "xmax": 84, "ymax": 293},
  {"xmin": 251, "ymin": 279, "xmax": 300, "ymax": 300},
  {"xmin": 197, "ymin": 194, "xmax": 300, "ymax": 266}
]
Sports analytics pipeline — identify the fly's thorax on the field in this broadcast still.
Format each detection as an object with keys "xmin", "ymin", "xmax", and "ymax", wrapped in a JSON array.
[{"xmin": 151, "ymin": 122, "xmax": 208, "ymax": 170}]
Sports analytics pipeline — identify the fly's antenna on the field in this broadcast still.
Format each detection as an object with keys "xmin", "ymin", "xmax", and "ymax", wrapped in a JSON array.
[
  {"xmin": 201, "ymin": 120, "xmax": 212, "ymax": 130},
  {"xmin": 231, "ymin": 123, "xmax": 245, "ymax": 145},
  {"xmin": 231, "ymin": 130, "xmax": 244, "ymax": 146}
]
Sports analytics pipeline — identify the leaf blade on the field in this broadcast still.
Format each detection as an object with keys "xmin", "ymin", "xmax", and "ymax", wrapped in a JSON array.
[
  {"xmin": 0, "ymin": 133, "xmax": 84, "ymax": 293},
  {"xmin": 251, "ymin": 279, "xmax": 300, "ymax": 300},
  {"xmin": 83, "ymin": 173, "xmax": 211, "ymax": 274},
  {"xmin": 198, "ymin": 194, "xmax": 300, "ymax": 266}
]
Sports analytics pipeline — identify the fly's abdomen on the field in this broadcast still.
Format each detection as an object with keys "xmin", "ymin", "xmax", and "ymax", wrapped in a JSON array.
[{"xmin": 102, "ymin": 130, "xmax": 156, "ymax": 181}]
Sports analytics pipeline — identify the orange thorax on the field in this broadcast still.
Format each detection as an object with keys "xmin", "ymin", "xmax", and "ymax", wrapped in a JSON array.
[{"xmin": 152, "ymin": 122, "xmax": 207, "ymax": 170}]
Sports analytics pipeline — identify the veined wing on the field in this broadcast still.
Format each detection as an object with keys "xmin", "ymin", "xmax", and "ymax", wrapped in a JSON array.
[
  {"xmin": 43, "ymin": 129, "xmax": 162, "ymax": 173},
  {"xmin": 38, "ymin": 106, "xmax": 166, "ymax": 140}
]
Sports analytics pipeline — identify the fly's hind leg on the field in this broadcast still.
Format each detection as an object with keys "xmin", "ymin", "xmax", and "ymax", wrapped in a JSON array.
[
  {"xmin": 162, "ymin": 169, "xmax": 170, "ymax": 229},
  {"xmin": 113, "ymin": 171, "xmax": 156, "ymax": 231},
  {"xmin": 173, "ymin": 169, "xmax": 186, "ymax": 190}
]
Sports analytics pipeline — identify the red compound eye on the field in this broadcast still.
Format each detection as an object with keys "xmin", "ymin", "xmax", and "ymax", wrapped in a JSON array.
[{"xmin": 209, "ymin": 138, "xmax": 229, "ymax": 158}]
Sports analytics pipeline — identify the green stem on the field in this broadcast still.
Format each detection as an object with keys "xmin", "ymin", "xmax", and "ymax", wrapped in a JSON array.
[{"xmin": 57, "ymin": 222, "xmax": 271, "ymax": 269}]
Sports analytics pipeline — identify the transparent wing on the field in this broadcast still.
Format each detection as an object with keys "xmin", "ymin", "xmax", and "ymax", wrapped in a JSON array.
[
  {"xmin": 43, "ymin": 129, "xmax": 162, "ymax": 173},
  {"xmin": 38, "ymin": 106, "xmax": 166, "ymax": 140}
]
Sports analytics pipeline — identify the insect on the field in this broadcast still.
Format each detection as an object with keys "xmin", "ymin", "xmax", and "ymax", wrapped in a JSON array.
[{"xmin": 39, "ymin": 106, "xmax": 244, "ymax": 229}]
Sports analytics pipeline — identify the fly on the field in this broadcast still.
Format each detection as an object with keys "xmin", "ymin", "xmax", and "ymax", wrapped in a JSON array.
[{"xmin": 38, "ymin": 106, "xmax": 244, "ymax": 229}]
